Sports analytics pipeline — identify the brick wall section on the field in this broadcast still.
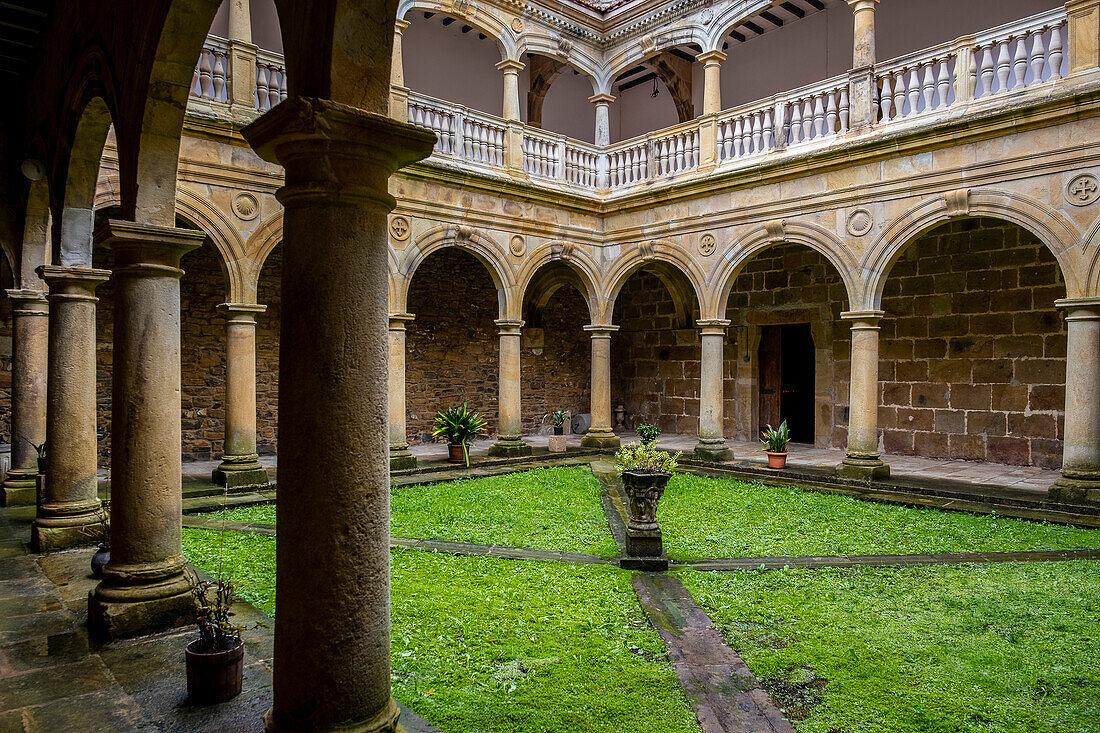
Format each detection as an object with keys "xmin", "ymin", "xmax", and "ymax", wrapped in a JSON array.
[
  {"xmin": 520, "ymin": 285, "xmax": 590, "ymax": 433},
  {"xmin": 612, "ymin": 270, "xmax": 702, "ymax": 435},
  {"xmin": 879, "ymin": 219, "xmax": 1066, "ymax": 468},
  {"xmin": 256, "ymin": 245, "xmax": 280, "ymax": 455}
]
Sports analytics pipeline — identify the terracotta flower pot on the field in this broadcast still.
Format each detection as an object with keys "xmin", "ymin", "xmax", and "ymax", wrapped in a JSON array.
[
  {"xmin": 447, "ymin": 443, "xmax": 466, "ymax": 464},
  {"xmin": 185, "ymin": 637, "xmax": 244, "ymax": 704},
  {"xmin": 766, "ymin": 451, "xmax": 788, "ymax": 469}
]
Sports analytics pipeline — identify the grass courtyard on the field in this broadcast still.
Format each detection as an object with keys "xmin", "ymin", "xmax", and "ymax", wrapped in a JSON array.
[{"xmin": 184, "ymin": 465, "xmax": 1100, "ymax": 732}]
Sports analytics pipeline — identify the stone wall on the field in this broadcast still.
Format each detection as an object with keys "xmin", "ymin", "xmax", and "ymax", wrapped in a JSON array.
[
  {"xmin": 879, "ymin": 219, "xmax": 1066, "ymax": 468},
  {"xmin": 256, "ymin": 245, "xmax": 280, "ymax": 455},
  {"xmin": 0, "ymin": 255, "xmax": 14, "ymax": 444},
  {"xmin": 520, "ymin": 285, "xmax": 591, "ymax": 433}
]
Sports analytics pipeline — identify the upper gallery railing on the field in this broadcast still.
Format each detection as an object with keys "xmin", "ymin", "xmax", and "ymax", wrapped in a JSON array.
[{"xmin": 189, "ymin": 6, "xmax": 1079, "ymax": 194}]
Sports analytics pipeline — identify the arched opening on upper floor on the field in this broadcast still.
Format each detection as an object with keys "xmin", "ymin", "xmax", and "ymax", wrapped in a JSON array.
[
  {"xmin": 402, "ymin": 10, "xmax": 504, "ymax": 118},
  {"xmin": 878, "ymin": 217, "xmax": 1067, "ymax": 469},
  {"xmin": 526, "ymin": 53, "xmax": 599, "ymax": 143},
  {"xmin": 611, "ymin": 44, "xmax": 700, "ymax": 142}
]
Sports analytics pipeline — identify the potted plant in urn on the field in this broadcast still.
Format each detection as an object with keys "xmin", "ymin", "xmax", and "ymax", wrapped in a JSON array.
[
  {"xmin": 432, "ymin": 403, "xmax": 487, "ymax": 467},
  {"xmin": 615, "ymin": 440, "xmax": 680, "ymax": 570},
  {"xmin": 636, "ymin": 423, "xmax": 660, "ymax": 447},
  {"xmin": 185, "ymin": 571, "xmax": 247, "ymax": 704},
  {"xmin": 758, "ymin": 421, "xmax": 791, "ymax": 469}
]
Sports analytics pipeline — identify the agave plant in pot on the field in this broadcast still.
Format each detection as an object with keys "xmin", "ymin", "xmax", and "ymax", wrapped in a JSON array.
[
  {"xmin": 615, "ymin": 440, "xmax": 680, "ymax": 569},
  {"xmin": 758, "ymin": 420, "xmax": 791, "ymax": 469},
  {"xmin": 433, "ymin": 403, "xmax": 487, "ymax": 467}
]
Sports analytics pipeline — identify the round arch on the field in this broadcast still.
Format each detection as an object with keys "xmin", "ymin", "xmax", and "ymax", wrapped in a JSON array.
[
  {"xmin": 863, "ymin": 189, "xmax": 1083, "ymax": 309},
  {"xmin": 515, "ymin": 242, "xmax": 601, "ymax": 321},
  {"xmin": 175, "ymin": 187, "xmax": 247, "ymax": 302},
  {"xmin": 57, "ymin": 96, "xmax": 114, "ymax": 266},
  {"xmin": 519, "ymin": 34, "xmax": 604, "ymax": 93},
  {"xmin": 704, "ymin": 0, "xmax": 778, "ymax": 53},
  {"xmin": 604, "ymin": 27, "xmax": 708, "ymax": 86},
  {"xmin": 710, "ymin": 222, "xmax": 860, "ymax": 319},
  {"xmin": 1077, "ymin": 212, "xmax": 1100, "ymax": 297},
  {"xmin": 600, "ymin": 243, "xmax": 708, "ymax": 325},
  {"xmin": 398, "ymin": 0, "xmax": 518, "ymax": 61}
]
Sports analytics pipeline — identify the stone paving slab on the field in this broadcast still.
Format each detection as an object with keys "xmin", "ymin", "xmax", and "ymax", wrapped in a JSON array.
[{"xmin": 632, "ymin": 573, "xmax": 795, "ymax": 733}]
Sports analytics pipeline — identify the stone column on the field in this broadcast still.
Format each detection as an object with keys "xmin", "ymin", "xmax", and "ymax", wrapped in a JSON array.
[
  {"xmin": 226, "ymin": 0, "xmax": 258, "ymax": 111},
  {"xmin": 697, "ymin": 51, "xmax": 726, "ymax": 116},
  {"xmin": 695, "ymin": 320, "xmax": 733, "ymax": 462},
  {"xmin": 837, "ymin": 310, "xmax": 890, "ymax": 480},
  {"xmin": 389, "ymin": 313, "xmax": 417, "ymax": 470},
  {"xmin": 1, "ymin": 290, "xmax": 48, "ymax": 506},
  {"xmin": 31, "ymin": 267, "xmax": 109, "ymax": 551},
  {"xmin": 497, "ymin": 59, "xmax": 524, "ymax": 121},
  {"xmin": 390, "ymin": 19, "xmax": 411, "ymax": 122},
  {"xmin": 242, "ymin": 98, "xmax": 434, "ymax": 733},
  {"xmin": 589, "ymin": 93, "xmax": 614, "ymax": 147},
  {"xmin": 88, "ymin": 221, "xmax": 204, "ymax": 640},
  {"xmin": 581, "ymin": 324, "xmax": 621, "ymax": 449},
  {"xmin": 212, "ymin": 303, "xmax": 270, "ymax": 489},
  {"xmin": 848, "ymin": 0, "xmax": 880, "ymax": 68},
  {"xmin": 846, "ymin": 0, "xmax": 880, "ymax": 131},
  {"xmin": 1050, "ymin": 298, "xmax": 1100, "ymax": 504},
  {"xmin": 489, "ymin": 319, "xmax": 531, "ymax": 457}
]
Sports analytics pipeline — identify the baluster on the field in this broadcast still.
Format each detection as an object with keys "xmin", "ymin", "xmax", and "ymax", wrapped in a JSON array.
[
  {"xmin": 826, "ymin": 92, "xmax": 838, "ymax": 135},
  {"xmin": 1029, "ymin": 29, "xmax": 1047, "ymax": 84},
  {"xmin": 733, "ymin": 118, "xmax": 744, "ymax": 157},
  {"xmin": 190, "ymin": 63, "xmax": 202, "ymax": 98},
  {"xmin": 750, "ymin": 113, "xmax": 762, "ymax": 152},
  {"xmin": 800, "ymin": 99, "xmax": 813, "ymax": 140},
  {"xmin": 762, "ymin": 109, "xmax": 774, "ymax": 150},
  {"xmin": 1049, "ymin": 24, "xmax": 1063, "ymax": 82},
  {"xmin": 716, "ymin": 123, "xmax": 726, "ymax": 161},
  {"xmin": 839, "ymin": 88, "xmax": 850, "ymax": 133},
  {"xmin": 979, "ymin": 45, "xmax": 995, "ymax": 97},
  {"xmin": 880, "ymin": 76, "xmax": 893, "ymax": 121},
  {"xmin": 279, "ymin": 69, "xmax": 288, "ymax": 102},
  {"xmin": 936, "ymin": 60, "xmax": 952, "ymax": 108},
  {"xmin": 255, "ymin": 65, "xmax": 269, "ymax": 109},
  {"xmin": 199, "ymin": 49, "xmax": 214, "ymax": 100},
  {"xmin": 267, "ymin": 68, "xmax": 280, "ymax": 109},
  {"xmin": 616, "ymin": 152, "xmax": 625, "ymax": 186},
  {"xmin": 672, "ymin": 136, "xmax": 683, "ymax": 173},
  {"xmin": 692, "ymin": 130, "xmax": 700, "ymax": 167},
  {"xmin": 995, "ymin": 39, "xmax": 1012, "ymax": 93},
  {"xmin": 789, "ymin": 103, "xmax": 802, "ymax": 144},
  {"xmin": 775, "ymin": 103, "xmax": 789, "ymax": 146},
  {"xmin": 496, "ymin": 129, "xmax": 505, "ymax": 166},
  {"xmin": 893, "ymin": 70, "xmax": 907, "ymax": 117},
  {"xmin": 921, "ymin": 62, "xmax": 935, "ymax": 111},
  {"xmin": 462, "ymin": 121, "xmax": 473, "ymax": 159},
  {"xmin": 481, "ymin": 126, "xmax": 491, "ymax": 162},
  {"xmin": 1012, "ymin": 36, "xmax": 1029, "ymax": 89},
  {"xmin": 211, "ymin": 53, "xmax": 226, "ymax": 102},
  {"xmin": 812, "ymin": 95, "xmax": 825, "ymax": 138},
  {"xmin": 907, "ymin": 67, "xmax": 921, "ymax": 114}
]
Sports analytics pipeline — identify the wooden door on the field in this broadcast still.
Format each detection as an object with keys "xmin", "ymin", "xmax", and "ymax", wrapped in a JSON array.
[{"xmin": 758, "ymin": 326, "xmax": 782, "ymax": 432}]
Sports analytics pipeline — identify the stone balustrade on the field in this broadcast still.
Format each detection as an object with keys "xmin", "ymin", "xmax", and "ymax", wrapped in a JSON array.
[{"xmin": 255, "ymin": 49, "xmax": 287, "ymax": 112}]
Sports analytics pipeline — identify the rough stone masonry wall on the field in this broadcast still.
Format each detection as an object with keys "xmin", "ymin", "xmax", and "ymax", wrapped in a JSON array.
[
  {"xmin": 255, "ymin": 245, "xmax": 280, "ymax": 456},
  {"xmin": 612, "ymin": 270, "xmax": 702, "ymax": 436},
  {"xmin": 879, "ymin": 218, "xmax": 1066, "ymax": 468},
  {"xmin": 0, "ymin": 255, "xmax": 14, "ymax": 444},
  {"xmin": 520, "ymin": 286, "xmax": 591, "ymax": 434}
]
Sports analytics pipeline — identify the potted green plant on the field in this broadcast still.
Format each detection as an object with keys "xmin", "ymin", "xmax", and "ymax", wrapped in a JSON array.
[
  {"xmin": 432, "ymin": 403, "xmax": 487, "ymax": 467},
  {"xmin": 636, "ymin": 423, "xmax": 661, "ymax": 447},
  {"xmin": 185, "ymin": 570, "xmax": 246, "ymax": 704},
  {"xmin": 26, "ymin": 438, "xmax": 46, "ymax": 474},
  {"xmin": 615, "ymin": 440, "xmax": 680, "ymax": 564},
  {"xmin": 758, "ymin": 420, "xmax": 791, "ymax": 469},
  {"xmin": 551, "ymin": 409, "xmax": 568, "ymax": 436}
]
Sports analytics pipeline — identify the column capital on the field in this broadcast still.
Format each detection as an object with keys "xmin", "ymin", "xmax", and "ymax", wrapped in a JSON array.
[
  {"xmin": 584, "ymin": 323, "xmax": 619, "ymax": 337},
  {"xmin": 6, "ymin": 288, "xmax": 48, "ymax": 314},
  {"xmin": 695, "ymin": 50, "xmax": 727, "ymax": 65},
  {"xmin": 846, "ymin": 0, "xmax": 879, "ymax": 10},
  {"xmin": 495, "ymin": 318, "xmax": 525, "ymax": 334},
  {"xmin": 697, "ymin": 318, "xmax": 731, "ymax": 328},
  {"xmin": 389, "ymin": 312, "xmax": 416, "ymax": 329},
  {"xmin": 218, "ymin": 302, "xmax": 267, "ymax": 324},
  {"xmin": 495, "ymin": 59, "xmax": 525, "ymax": 73},
  {"xmin": 242, "ymin": 97, "xmax": 436, "ymax": 210},
  {"xmin": 394, "ymin": 18, "xmax": 411, "ymax": 32},
  {"xmin": 589, "ymin": 93, "xmax": 616, "ymax": 105},
  {"xmin": 841, "ymin": 309, "xmax": 885, "ymax": 326},
  {"xmin": 1056, "ymin": 297, "xmax": 1100, "ymax": 319},
  {"xmin": 95, "ymin": 220, "xmax": 204, "ymax": 277},
  {"xmin": 37, "ymin": 265, "xmax": 110, "ymax": 300}
]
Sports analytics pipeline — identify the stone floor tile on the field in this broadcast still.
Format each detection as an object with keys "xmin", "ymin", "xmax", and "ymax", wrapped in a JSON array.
[
  {"xmin": 0, "ymin": 577, "xmax": 54, "ymax": 603},
  {"xmin": 26, "ymin": 689, "xmax": 143, "ymax": 733},
  {"xmin": 0, "ymin": 610, "xmax": 74, "ymax": 646},
  {"xmin": 0, "ymin": 657, "xmax": 115, "ymax": 709},
  {"xmin": 0, "ymin": 594, "xmax": 62, "ymax": 618},
  {"xmin": 0, "ymin": 630, "xmax": 90, "ymax": 674}
]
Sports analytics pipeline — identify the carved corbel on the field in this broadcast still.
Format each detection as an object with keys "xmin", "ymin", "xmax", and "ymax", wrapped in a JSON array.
[
  {"xmin": 944, "ymin": 188, "xmax": 972, "ymax": 218},
  {"xmin": 765, "ymin": 219, "xmax": 786, "ymax": 243}
]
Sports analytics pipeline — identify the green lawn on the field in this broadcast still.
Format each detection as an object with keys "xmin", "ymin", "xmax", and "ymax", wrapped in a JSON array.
[
  {"xmin": 181, "ymin": 528, "xmax": 699, "ymax": 733},
  {"xmin": 658, "ymin": 473, "xmax": 1100, "ymax": 560},
  {"xmin": 681, "ymin": 562, "xmax": 1100, "ymax": 733},
  {"xmin": 207, "ymin": 466, "xmax": 618, "ymax": 557}
]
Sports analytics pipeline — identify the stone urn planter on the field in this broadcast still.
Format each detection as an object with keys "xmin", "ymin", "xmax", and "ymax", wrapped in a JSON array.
[
  {"xmin": 765, "ymin": 451, "xmax": 787, "ymax": 469},
  {"xmin": 621, "ymin": 469, "xmax": 671, "ymax": 569},
  {"xmin": 547, "ymin": 435, "xmax": 567, "ymax": 453},
  {"xmin": 185, "ymin": 637, "xmax": 245, "ymax": 704}
]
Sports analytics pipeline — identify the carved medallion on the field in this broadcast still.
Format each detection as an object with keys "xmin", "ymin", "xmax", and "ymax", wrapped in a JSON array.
[
  {"xmin": 846, "ymin": 208, "xmax": 874, "ymax": 237},
  {"xmin": 510, "ymin": 17, "xmax": 525, "ymax": 33},
  {"xmin": 232, "ymin": 192, "xmax": 259, "ymax": 221},
  {"xmin": 389, "ymin": 215, "xmax": 411, "ymax": 241},
  {"xmin": 699, "ymin": 233, "xmax": 716, "ymax": 256},
  {"xmin": 509, "ymin": 234, "xmax": 526, "ymax": 257},
  {"xmin": 1066, "ymin": 174, "xmax": 1100, "ymax": 206}
]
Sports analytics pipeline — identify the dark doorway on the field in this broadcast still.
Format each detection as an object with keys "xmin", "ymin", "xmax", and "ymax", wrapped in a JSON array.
[{"xmin": 758, "ymin": 323, "xmax": 815, "ymax": 444}]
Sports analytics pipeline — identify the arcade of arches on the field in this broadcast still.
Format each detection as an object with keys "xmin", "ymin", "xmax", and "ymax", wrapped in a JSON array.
[{"xmin": 4, "ymin": 0, "xmax": 1100, "ymax": 730}]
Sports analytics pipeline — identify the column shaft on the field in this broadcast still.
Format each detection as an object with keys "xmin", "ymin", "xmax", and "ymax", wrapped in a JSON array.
[
  {"xmin": 390, "ymin": 19, "xmax": 411, "ymax": 121},
  {"xmin": 2, "ymin": 290, "xmax": 48, "ymax": 506},
  {"xmin": 1051, "ymin": 299, "xmax": 1100, "ymax": 504},
  {"xmin": 582, "ymin": 325, "xmax": 621, "ymax": 449},
  {"xmin": 242, "ymin": 97, "xmax": 434, "ymax": 733},
  {"xmin": 697, "ymin": 51, "xmax": 726, "ymax": 116},
  {"xmin": 489, "ymin": 320, "xmax": 531, "ymax": 457},
  {"xmin": 88, "ymin": 221, "xmax": 204, "ymax": 640},
  {"xmin": 213, "ymin": 303, "xmax": 269, "ymax": 489},
  {"xmin": 497, "ymin": 59, "xmax": 524, "ymax": 122},
  {"xmin": 848, "ymin": 0, "xmax": 880, "ymax": 68},
  {"xmin": 837, "ymin": 310, "xmax": 889, "ymax": 479},
  {"xmin": 389, "ymin": 313, "xmax": 416, "ymax": 470},
  {"xmin": 695, "ymin": 321, "xmax": 732, "ymax": 461}
]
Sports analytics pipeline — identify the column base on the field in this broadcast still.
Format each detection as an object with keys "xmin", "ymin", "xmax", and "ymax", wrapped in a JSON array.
[
  {"xmin": 211, "ymin": 455, "xmax": 270, "ymax": 490},
  {"xmin": 264, "ymin": 696, "xmax": 400, "ymax": 733},
  {"xmin": 389, "ymin": 446, "xmax": 418, "ymax": 472},
  {"xmin": 693, "ymin": 440, "xmax": 733, "ymax": 463},
  {"xmin": 1, "ymin": 470, "xmax": 37, "ymax": 506},
  {"xmin": 487, "ymin": 438, "xmax": 532, "ymax": 458},
  {"xmin": 836, "ymin": 455, "xmax": 891, "ymax": 481},
  {"xmin": 1048, "ymin": 473, "xmax": 1100, "ymax": 505},
  {"xmin": 31, "ymin": 505, "xmax": 106, "ymax": 552},
  {"xmin": 581, "ymin": 429, "xmax": 621, "ymax": 450},
  {"xmin": 89, "ymin": 572, "xmax": 194, "ymax": 641}
]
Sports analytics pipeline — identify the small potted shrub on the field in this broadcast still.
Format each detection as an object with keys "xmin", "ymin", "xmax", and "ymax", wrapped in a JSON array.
[
  {"xmin": 636, "ymin": 423, "xmax": 661, "ymax": 447},
  {"xmin": 548, "ymin": 410, "xmax": 569, "ymax": 453},
  {"xmin": 432, "ymin": 403, "xmax": 487, "ymax": 467},
  {"xmin": 615, "ymin": 440, "xmax": 680, "ymax": 564},
  {"xmin": 26, "ymin": 438, "xmax": 46, "ymax": 474},
  {"xmin": 758, "ymin": 420, "xmax": 791, "ymax": 469},
  {"xmin": 185, "ymin": 572, "xmax": 246, "ymax": 704}
]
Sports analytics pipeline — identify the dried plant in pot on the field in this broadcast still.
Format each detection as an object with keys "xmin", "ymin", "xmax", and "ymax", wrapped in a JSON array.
[
  {"xmin": 185, "ymin": 571, "xmax": 247, "ymax": 704},
  {"xmin": 757, "ymin": 420, "xmax": 791, "ymax": 469},
  {"xmin": 432, "ymin": 403, "xmax": 487, "ymax": 467}
]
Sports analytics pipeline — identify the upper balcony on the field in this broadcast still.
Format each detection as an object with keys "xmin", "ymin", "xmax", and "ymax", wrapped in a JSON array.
[{"xmin": 186, "ymin": 2, "xmax": 1096, "ymax": 201}]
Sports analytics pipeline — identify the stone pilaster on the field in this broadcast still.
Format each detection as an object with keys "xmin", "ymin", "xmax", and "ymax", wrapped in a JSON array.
[
  {"xmin": 694, "ymin": 320, "xmax": 733, "ymax": 462},
  {"xmin": 242, "ymin": 97, "xmax": 434, "ymax": 733},
  {"xmin": 389, "ymin": 313, "xmax": 417, "ymax": 470},
  {"xmin": 1, "ymin": 290, "xmax": 48, "ymax": 506},
  {"xmin": 837, "ymin": 310, "xmax": 889, "ymax": 480},
  {"xmin": 1067, "ymin": 0, "xmax": 1100, "ymax": 75},
  {"xmin": 32, "ymin": 267, "xmax": 109, "ymax": 551},
  {"xmin": 212, "ymin": 303, "xmax": 270, "ymax": 489},
  {"xmin": 226, "ymin": 0, "xmax": 258, "ymax": 111},
  {"xmin": 390, "ymin": 19, "xmax": 411, "ymax": 121},
  {"xmin": 489, "ymin": 319, "xmax": 531, "ymax": 457},
  {"xmin": 582, "ymin": 324, "xmax": 621, "ymax": 449},
  {"xmin": 88, "ymin": 221, "xmax": 204, "ymax": 640},
  {"xmin": 697, "ymin": 51, "xmax": 726, "ymax": 116},
  {"xmin": 1050, "ymin": 298, "xmax": 1100, "ymax": 504}
]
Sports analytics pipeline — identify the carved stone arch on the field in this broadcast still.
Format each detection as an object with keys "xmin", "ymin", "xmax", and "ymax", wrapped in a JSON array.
[
  {"xmin": 516, "ymin": 242, "xmax": 601, "ymax": 323},
  {"xmin": 710, "ymin": 222, "xmax": 860, "ymax": 320},
  {"xmin": 518, "ymin": 33, "xmax": 603, "ymax": 92},
  {"xmin": 175, "ymin": 187, "xmax": 248, "ymax": 303},
  {"xmin": 397, "ymin": 224, "xmax": 517, "ymax": 318},
  {"xmin": 398, "ymin": 0, "xmax": 518, "ymax": 61},
  {"xmin": 704, "ymin": 0, "xmax": 776, "ymax": 52},
  {"xmin": 94, "ymin": 173, "xmax": 122, "ymax": 210},
  {"xmin": 56, "ymin": 95, "xmax": 114, "ymax": 266},
  {"xmin": 18, "ymin": 176, "xmax": 52, "ymax": 289},
  {"xmin": 1075, "ymin": 212, "xmax": 1100, "ymax": 297},
  {"xmin": 605, "ymin": 25, "xmax": 707, "ymax": 88},
  {"xmin": 863, "ymin": 189, "xmax": 1083, "ymax": 309},
  {"xmin": 600, "ymin": 243, "xmax": 708, "ymax": 326},
  {"xmin": 241, "ymin": 211, "xmax": 284, "ymax": 303}
]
